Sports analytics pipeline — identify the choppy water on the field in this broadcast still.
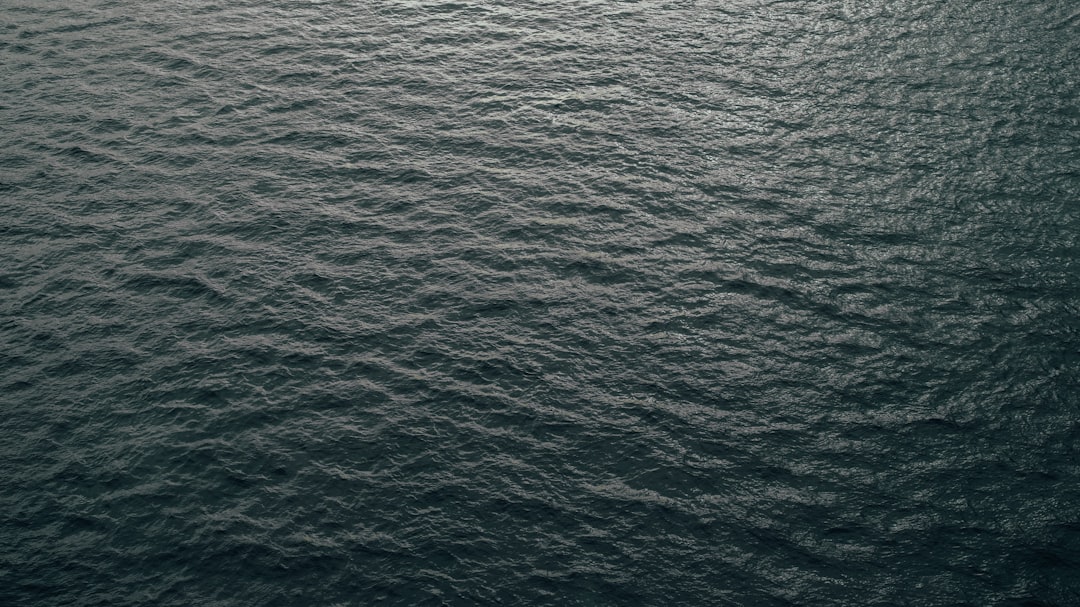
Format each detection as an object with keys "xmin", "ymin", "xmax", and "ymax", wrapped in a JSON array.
[{"xmin": 2, "ymin": 0, "xmax": 1079, "ymax": 604}]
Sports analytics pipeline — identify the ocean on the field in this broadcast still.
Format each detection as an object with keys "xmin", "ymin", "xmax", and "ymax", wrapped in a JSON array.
[{"xmin": 2, "ymin": 0, "xmax": 1078, "ymax": 604}]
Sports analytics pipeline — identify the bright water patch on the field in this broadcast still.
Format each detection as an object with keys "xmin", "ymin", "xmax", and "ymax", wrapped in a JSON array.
[{"xmin": 2, "ymin": 0, "xmax": 1079, "ymax": 605}]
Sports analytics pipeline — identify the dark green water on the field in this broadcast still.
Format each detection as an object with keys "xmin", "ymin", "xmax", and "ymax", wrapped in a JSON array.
[{"xmin": 2, "ymin": 0, "xmax": 1079, "ymax": 604}]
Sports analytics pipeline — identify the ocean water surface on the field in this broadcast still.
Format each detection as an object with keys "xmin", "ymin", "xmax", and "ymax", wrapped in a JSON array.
[{"xmin": 2, "ymin": 0, "xmax": 1079, "ymax": 604}]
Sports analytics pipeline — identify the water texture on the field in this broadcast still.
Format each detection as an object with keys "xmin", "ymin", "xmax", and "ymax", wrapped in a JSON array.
[{"xmin": 2, "ymin": 0, "xmax": 1079, "ymax": 604}]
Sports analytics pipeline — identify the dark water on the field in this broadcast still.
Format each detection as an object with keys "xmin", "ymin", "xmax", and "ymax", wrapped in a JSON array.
[{"xmin": 2, "ymin": 0, "xmax": 1079, "ymax": 604}]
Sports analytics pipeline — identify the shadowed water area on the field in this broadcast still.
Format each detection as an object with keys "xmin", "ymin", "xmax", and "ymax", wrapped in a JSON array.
[{"xmin": 2, "ymin": 0, "xmax": 1079, "ymax": 604}]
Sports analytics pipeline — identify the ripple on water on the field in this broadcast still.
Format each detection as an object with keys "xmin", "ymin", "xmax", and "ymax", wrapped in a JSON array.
[{"xmin": 2, "ymin": 0, "xmax": 1079, "ymax": 605}]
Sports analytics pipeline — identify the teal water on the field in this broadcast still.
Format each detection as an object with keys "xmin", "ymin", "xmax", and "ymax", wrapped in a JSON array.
[{"xmin": 2, "ymin": 0, "xmax": 1079, "ymax": 605}]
